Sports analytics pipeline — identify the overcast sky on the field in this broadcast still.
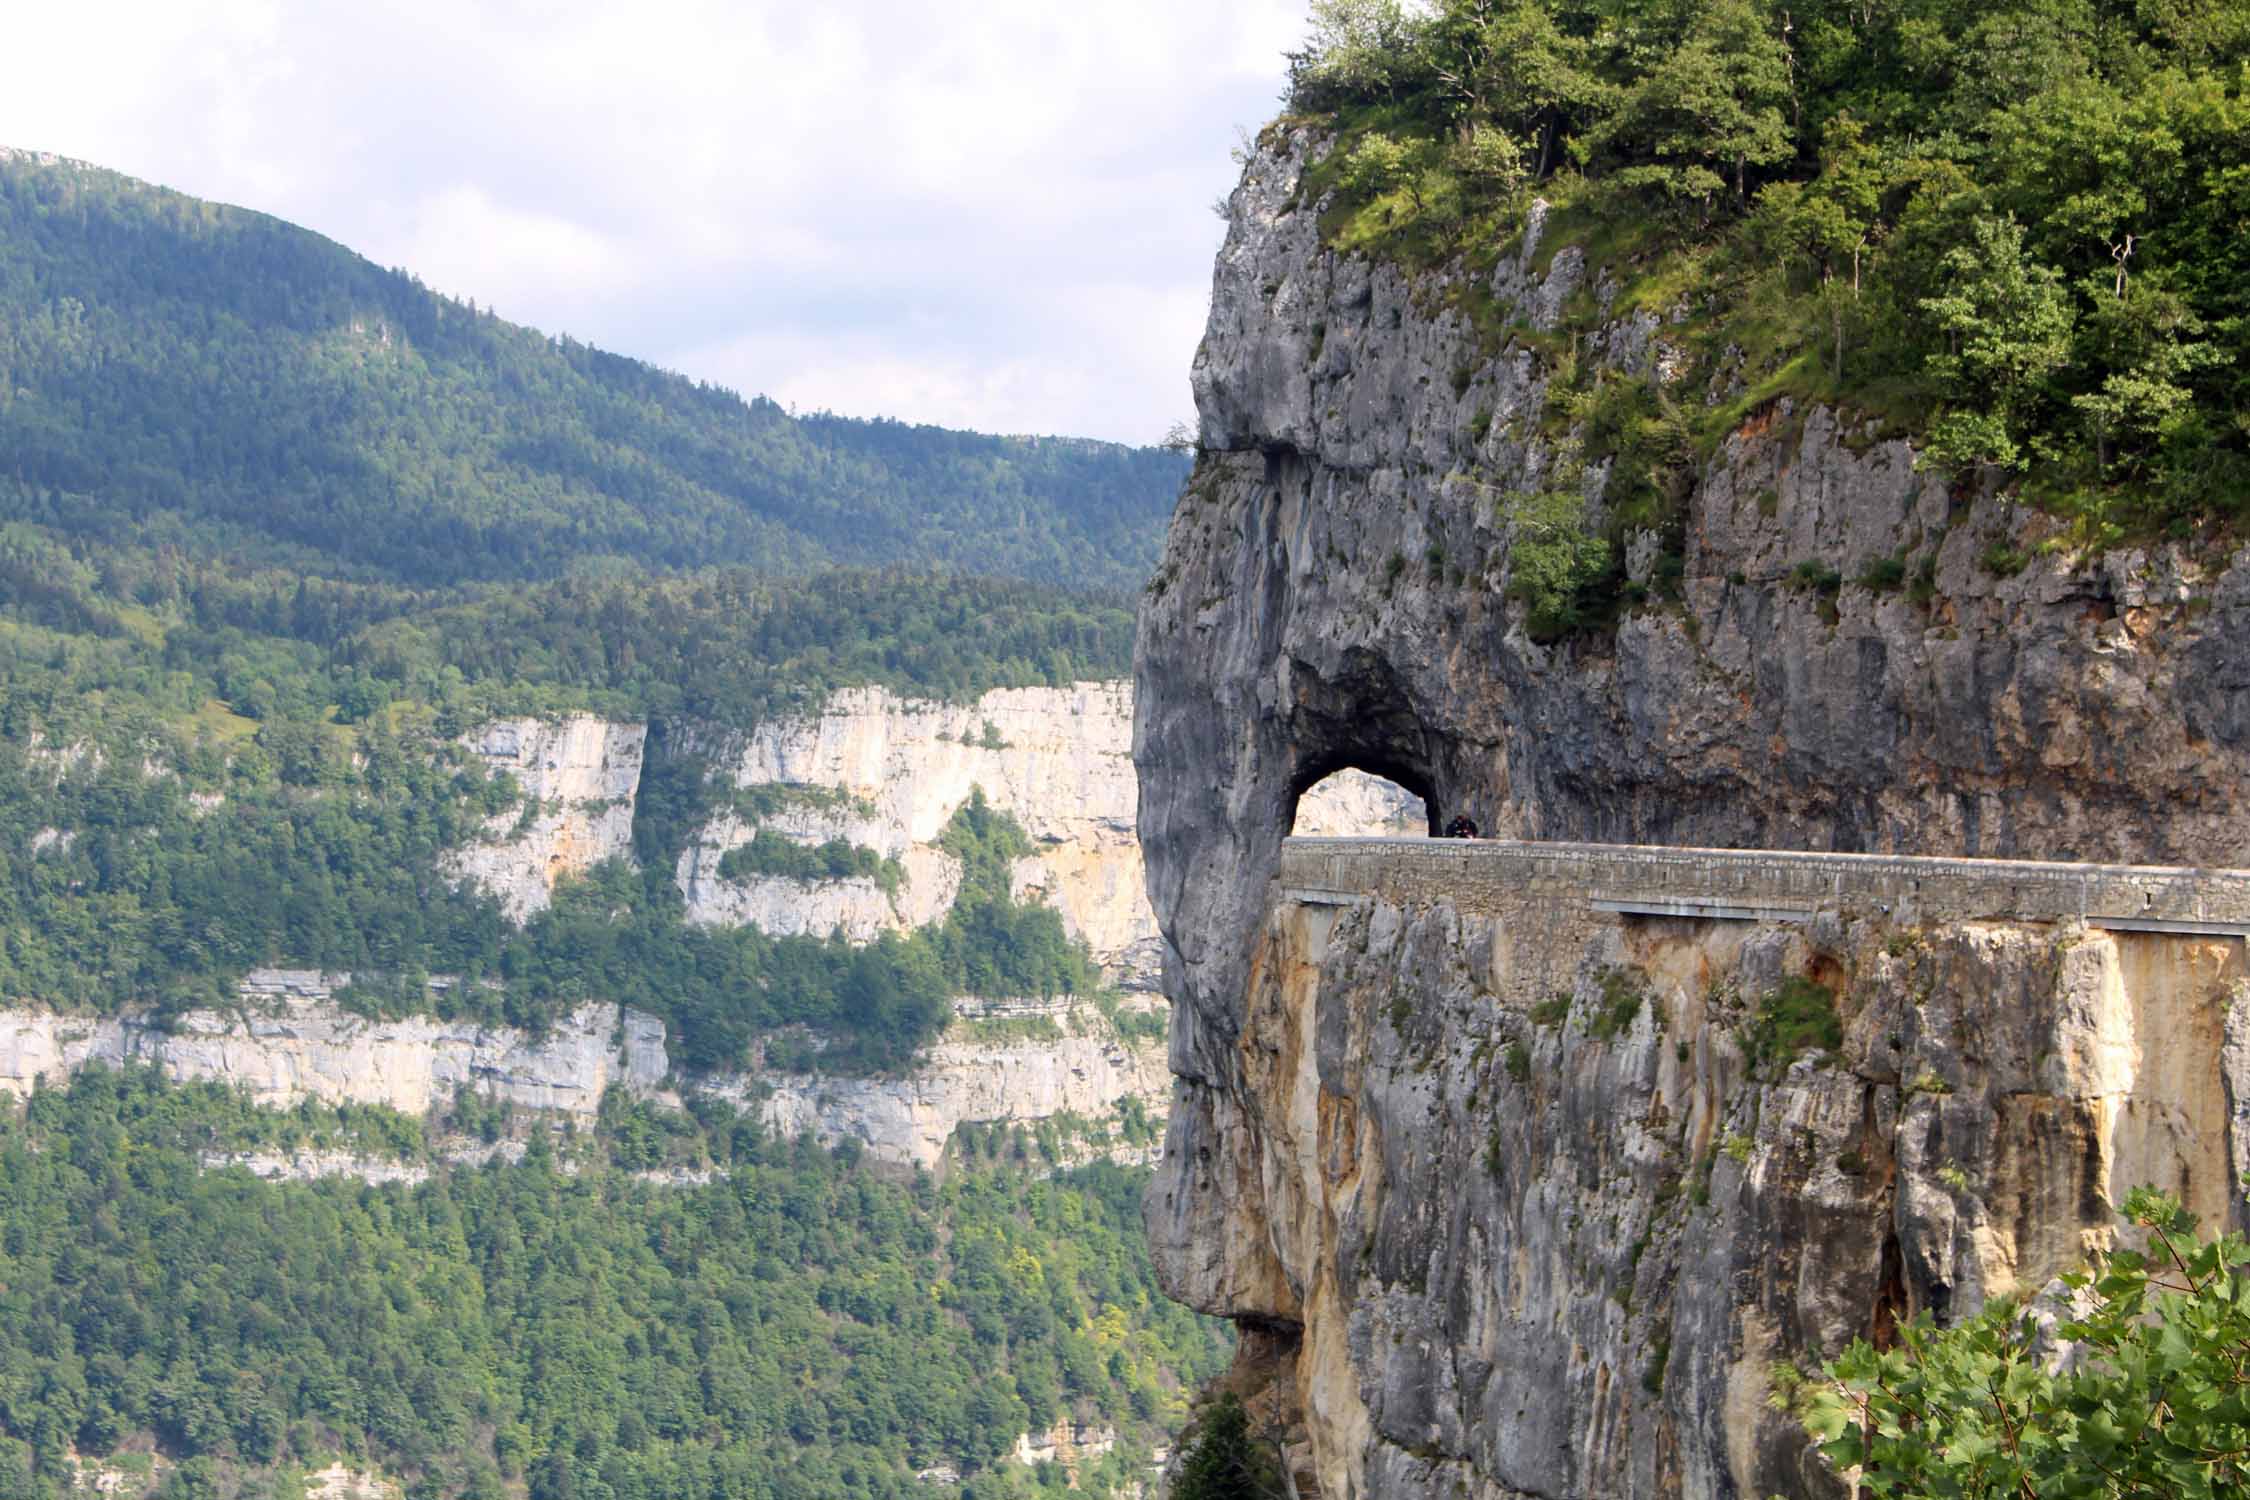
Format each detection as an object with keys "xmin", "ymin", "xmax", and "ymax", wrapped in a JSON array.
[{"xmin": 1, "ymin": 1, "xmax": 1307, "ymax": 445}]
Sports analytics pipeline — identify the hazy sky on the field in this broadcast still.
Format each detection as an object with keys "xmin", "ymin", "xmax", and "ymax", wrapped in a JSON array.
[{"xmin": 1, "ymin": 1, "xmax": 1307, "ymax": 445}]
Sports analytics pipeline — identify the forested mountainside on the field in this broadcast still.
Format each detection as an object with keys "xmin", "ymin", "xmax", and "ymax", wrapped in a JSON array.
[
  {"xmin": 0, "ymin": 1066, "xmax": 1226, "ymax": 1500},
  {"xmin": 0, "ymin": 144, "xmax": 1216, "ymax": 1500},
  {"xmin": 0, "ymin": 147, "xmax": 1184, "ymax": 593},
  {"xmin": 0, "ymin": 151, "xmax": 1152, "ymax": 1074}
]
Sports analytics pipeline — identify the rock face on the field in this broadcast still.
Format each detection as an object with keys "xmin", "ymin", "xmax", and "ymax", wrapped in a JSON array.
[
  {"xmin": 675, "ymin": 684, "xmax": 1426, "ymax": 986},
  {"xmin": 0, "ymin": 973, "xmax": 666, "ymax": 1119},
  {"xmin": 0, "ymin": 976, "xmax": 1167, "ymax": 1176},
  {"xmin": 680, "ymin": 682, "xmax": 1158, "ymax": 984},
  {"xmin": 707, "ymin": 997, "xmax": 1172, "ymax": 1173},
  {"xmin": 446, "ymin": 716, "xmax": 647, "ymax": 919},
  {"xmin": 1134, "ymin": 130, "xmax": 2250, "ymax": 1498},
  {"xmin": 1293, "ymin": 769, "xmax": 1428, "ymax": 838},
  {"xmin": 1220, "ymin": 880, "xmax": 2250, "ymax": 1500},
  {"xmin": 438, "ymin": 692, "xmax": 1421, "ymax": 992}
]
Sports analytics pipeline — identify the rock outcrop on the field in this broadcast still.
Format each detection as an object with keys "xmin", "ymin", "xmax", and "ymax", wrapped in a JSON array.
[
  {"xmin": 0, "ymin": 976, "xmax": 1168, "ymax": 1176},
  {"xmin": 1135, "ymin": 129, "xmax": 2250, "ymax": 1498},
  {"xmin": 672, "ymin": 683, "xmax": 1422, "ymax": 986},
  {"xmin": 677, "ymin": 682, "xmax": 1160, "ymax": 979},
  {"xmin": 0, "ymin": 973, "xmax": 666, "ymax": 1119},
  {"xmin": 445, "ymin": 715, "xmax": 647, "ymax": 919},
  {"xmin": 708, "ymin": 997, "xmax": 1172, "ymax": 1173}
]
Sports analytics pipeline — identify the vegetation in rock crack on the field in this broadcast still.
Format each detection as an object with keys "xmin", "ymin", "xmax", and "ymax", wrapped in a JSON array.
[
  {"xmin": 716, "ymin": 830, "xmax": 905, "ymax": 895},
  {"xmin": 1803, "ymin": 1187, "xmax": 2250, "ymax": 1496},
  {"xmin": 1284, "ymin": 0, "xmax": 2250, "ymax": 614},
  {"xmin": 1741, "ymin": 974, "xmax": 1844, "ymax": 1078},
  {"xmin": 1586, "ymin": 965, "xmax": 1646, "ymax": 1041},
  {"xmin": 0, "ymin": 1066, "xmax": 1228, "ymax": 1500},
  {"xmin": 1530, "ymin": 991, "xmax": 1573, "ymax": 1027}
]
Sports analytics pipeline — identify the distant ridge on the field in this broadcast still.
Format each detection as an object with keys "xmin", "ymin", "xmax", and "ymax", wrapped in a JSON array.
[{"xmin": 0, "ymin": 148, "xmax": 1184, "ymax": 593}]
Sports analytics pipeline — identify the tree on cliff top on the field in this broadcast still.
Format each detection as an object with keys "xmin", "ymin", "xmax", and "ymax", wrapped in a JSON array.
[
  {"xmin": 1805, "ymin": 1187, "xmax": 2250, "ymax": 1496},
  {"xmin": 1281, "ymin": 0, "xmax": 2250, "ymax": 540}
]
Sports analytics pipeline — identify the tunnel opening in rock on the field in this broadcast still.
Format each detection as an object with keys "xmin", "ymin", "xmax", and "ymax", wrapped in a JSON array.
[{"xmin": 1288, "ymin": 764, "xmax": 1433, "ymax": 839}]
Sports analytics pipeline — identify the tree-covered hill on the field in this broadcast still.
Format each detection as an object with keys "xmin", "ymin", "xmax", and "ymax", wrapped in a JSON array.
[
  {"xmin": 0, "ymin": 143, "xmax": 1174, "ymax": 1067},
  {"xmin": 0, "ymin": 146, "xmax": 1184, "ymax": 593},
  {"xmin": 0, "ymin": 1067, "xmax": 1226, "ymax": 1500},
  {"xmin": 0, "ymin": 549, "xmax": 1136, "ymax": 1069}
]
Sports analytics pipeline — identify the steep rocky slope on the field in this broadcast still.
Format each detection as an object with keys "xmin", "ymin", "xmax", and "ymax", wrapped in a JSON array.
[{"xmin": 1135, "ymin": 132, "xmax": 2250, "ymax": 1499}]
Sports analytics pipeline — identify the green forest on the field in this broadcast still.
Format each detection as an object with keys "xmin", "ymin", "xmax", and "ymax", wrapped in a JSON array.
[
  {"xmin": 0, "ymin": 1066, "xmax": 1226, "ymax": 1500},
  {"xmin": 1285, "ymin": 0, "xmax": 2250, "ymax": 630},
  {"xmin": 0, "ymin": 639, "xmax": 1106, "ymax": 1071},
  {"xmin": 0, "ymin": 140, "xmax": 1214, "ymax": 1500},
  {"xmin": 0, "ymin": 153, "xmax": 1183, "ymax": 594},
  {"xmin": 0, "ymin": 158, "xmax": 1151, "ymax": 1070}
]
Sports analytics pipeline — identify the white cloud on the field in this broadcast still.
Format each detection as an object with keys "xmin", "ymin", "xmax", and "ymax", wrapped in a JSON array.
[
  {"xmin": 0, "ymin": 0, "xmax": 1308, "ymax": 442},
  {"xmin": 374, "ymin": 185, "xmax": 631, "ymax": 309}
]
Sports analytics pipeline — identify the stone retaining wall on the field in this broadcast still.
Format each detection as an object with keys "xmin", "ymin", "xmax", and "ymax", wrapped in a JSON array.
[{"xmin": 1279, "ymin": 837, "xmax": 2250, "ymax": 929}]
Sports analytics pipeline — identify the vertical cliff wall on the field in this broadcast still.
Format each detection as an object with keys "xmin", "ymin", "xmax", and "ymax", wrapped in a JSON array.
[
  {"xmin": 1134, "ymin": 131, "xmax": 2250, "ymax": 1498},
  {"xmin": 677, "ymin": 682, "xmax": 1161, "ymax": 981},
  {"xmin": 673, "ymin": 682, "xmax": 1421, "ymax": 988},
  {"xmin": 444, "ymin": 716, "xmax": 649, "ymax": 919},
  {"xmin": 1225, "ymin": 881, "xmax": 2250, "ymax": 1500}
]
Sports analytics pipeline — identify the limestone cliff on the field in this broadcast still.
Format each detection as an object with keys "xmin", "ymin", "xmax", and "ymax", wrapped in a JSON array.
[
  {"xmin": 706, "ymin": 997, "xmax": 1173, "ymax": 1172},
  {"xmin": 440, "ymin": 689, "xmax": 1418, "ymax": 990},
  {"xmin": 0, "ymin": 975, "xmax": 1168, "ymax": 1176},
  {"xmin": 0, "ymin": 971, "xmax": 666, "ymax": 1119},
  {"xmin": 676, "ymin": 682, "xmax": 1156, "ymax": 979},
  {"xmin": 676, "ymin": 682, "xmax": 1421, "ymax": 988},
  {"xmin": 444, "ymin": 715, "xmax": 648, "ymax": 919},
  {"xmin": 1135, "ymin": 130, "xmax": 2250, "ymax": 1499},
  {"xmin": 1217, "ymin": 865, "xmax": 2250, "ymax": 1500}
]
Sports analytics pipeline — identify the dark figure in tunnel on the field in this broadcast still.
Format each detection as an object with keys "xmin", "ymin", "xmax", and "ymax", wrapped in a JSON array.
[{"xmin": 1444, "ymin": 814, "xmax": 1479, "ymax": 839}]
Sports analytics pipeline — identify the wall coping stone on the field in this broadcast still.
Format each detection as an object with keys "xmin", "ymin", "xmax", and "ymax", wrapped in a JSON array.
[{"xmin": 1278, "ymin": 837, "xmax": 2250, "ymax": 929}]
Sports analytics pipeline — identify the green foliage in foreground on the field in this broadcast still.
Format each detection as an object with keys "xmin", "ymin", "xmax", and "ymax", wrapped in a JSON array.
[
  {"xmin": 1806, "ymin": 1187, "xmax": 2250, "ymax": 1496},
  {"xmin": 1168, "ymin": 1394, "xmax": 1282, "ymax": 1500},
  {"xmin": 0, "ymin": 152, "xmax": 1183, "ymax": 594},
  {"xmin": 0, "ymin": 1066, "xmax": 1228, "ymax": 1500},
  {"xmin": 1286, "ymin": 0, "xmax": 2250, "ymax": 553}
]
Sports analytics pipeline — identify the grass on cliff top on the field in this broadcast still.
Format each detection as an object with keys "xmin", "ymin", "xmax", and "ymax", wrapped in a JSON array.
[{"xmin": 1303, "ymin": 134, "xmax": 1925, "ymax": 462}]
